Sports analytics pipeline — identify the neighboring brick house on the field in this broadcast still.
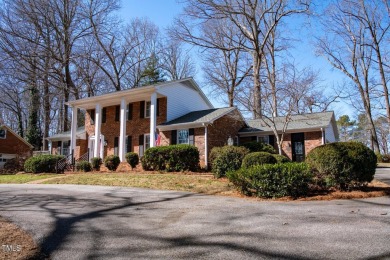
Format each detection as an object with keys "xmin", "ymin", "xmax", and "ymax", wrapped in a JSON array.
[
  {"xmin": 238, "ymin": 112, "xmax": 339, "ymax": 162},
  {"xmin": 0, "ymin": 124, "xmax": 33, "ymax": 168},
  {"xmin": 62, "ymin": 78, "xmax": 246, "ymax": 168},
  {"xmin": 47, "ymin": 127, "xmax": 87, "ymax": 157}
]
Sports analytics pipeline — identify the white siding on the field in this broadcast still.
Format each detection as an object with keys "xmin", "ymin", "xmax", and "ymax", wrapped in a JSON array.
[
  {"xmin": 325, "ymin": 124, "xmax": 336, "ymax": 143},
  {"xmin": 157, "ymin": 82, "xmax": 213, "ymax": 121}
]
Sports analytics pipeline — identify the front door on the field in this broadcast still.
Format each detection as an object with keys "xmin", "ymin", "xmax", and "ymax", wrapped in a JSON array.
[{"xmin": 291, "ymin": 133, "xmax": 305, "ymax": 162}]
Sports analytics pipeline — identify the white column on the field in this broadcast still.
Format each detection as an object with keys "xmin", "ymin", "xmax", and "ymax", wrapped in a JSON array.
[
  {"xmin": 119, "ymin": 98, "xmax": 127, "ymax": 162},
  {"xmin": 70, "ymin": 106, "xmax": 78, "ymax": 158},
  {"xmin": 94, "ymin": 103, "xmax": 102, "ymax": 158},
  {"xmin": 150, "ymin": 93, "xmax": 157, "ymax": 148},
  {"xmin": 321, "ymin": 128, "xmax": 325, "ymax": 145}
]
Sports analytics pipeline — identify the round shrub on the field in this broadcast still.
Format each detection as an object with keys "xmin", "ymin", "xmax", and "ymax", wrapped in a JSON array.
[
  {"xmin": 76, "ymin": 160, "xmax": 92, "ymax": 172},
  {"xmin": 240, "ymin": 141, "xmax": 276, "ymax": 154},
  {"xmin": 125, "ymin": 152, "xmax": 139, "ymax": 169},
  {"xmin": 141, "ymin": 144, "xmax": 199, "ymax": 172},
  {"xmin": 3, "ymin": 158, "xmax": 25, "ymax": 174},
  {"xmin": 272, "ymin": 154, "xmax": 290, "ymax": 163},
  {"xmin": 211, "ymin": 146, "xmax": 249, "ymax": 178},
  {"xmin": 242, "ymin": 152, "xmax": 277, "ymax": 168},
  {"xmin": 104, "ymin": 155, "xmax": 120, "ymax": 171},
  {"xmin": 24, "ymin": 155, "xmax": 65, "ymax": 173},
  {"xmin": 306, "ymin": 142, "xmax": 376, "ymax": 190},
  {"xmin": 227, "ymin": 162, "xmax": 313, "ymax": 198},
  {"xmin": 91, "ymin": 157, "xmax": 102, "ymax": 171}
]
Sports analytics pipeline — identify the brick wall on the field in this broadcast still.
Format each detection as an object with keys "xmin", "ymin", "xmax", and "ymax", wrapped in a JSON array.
[
  {"xmin": 0, "ymin": 129, "xmax": 32, "ymax": 157},
  {"xmin": 85, "ymin": 97, "xmax": 167, "ymax": 157}
]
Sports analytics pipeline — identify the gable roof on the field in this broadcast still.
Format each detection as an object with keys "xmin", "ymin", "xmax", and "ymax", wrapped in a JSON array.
[
  {"xmin": 66, "ymin": 78, "xmax": 213, "ymax": 110},
  {"xmin": 240, "ymin": 111, "xmax": 338, "ymax": 136},
  {"xmin": 158, "ymin": 107, "xmax": 238, "ymax": 130},
  {"xmin": 0, "ymin": 124, "xmax": 34, "ymax": 149},
  {"xmin": 46, "ymin": 126, "xmax": 86, "ymax": 141}
]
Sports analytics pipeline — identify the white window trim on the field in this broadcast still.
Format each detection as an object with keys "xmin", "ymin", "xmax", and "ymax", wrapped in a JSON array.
[
  {"xmin": 144, "ymin": 133, "xmax": 151, "ymax": 150},
  {"xmin": 177, "ymin": 129, "xmax": 190, "ymax": 144},
  {"xmin": 145, "ymin": 101, "xmax": 151, "ymax": 118}
]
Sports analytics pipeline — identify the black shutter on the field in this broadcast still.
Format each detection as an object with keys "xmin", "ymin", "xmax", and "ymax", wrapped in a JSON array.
[
  {"xmin": 114, "ymin": 137, "xmax": 119, "ymax": 148},
  {"xmin": 269, "ymin": 135, "xmax": 275, "ymax": 147},
  {"xmin": 156, "ymin": 98, "xmax": 160, "ymax": 116},
  {"xmin": 90, "ymin": 109, "xmax": 95, "ymax": 125},
  {"xmin": 251, "ymin": 136, "xmax": 257, "ymax": 141},
  {"xmin": 115, "ymin": 106, "xmax": 120, "ymax": 121},
  {"xmin": 127, "ymin": 136, "xmax": 132, "ymax": 153},
  {"xmin": 128, "ymin": 103, "xmax": 133, "ymax": 120},
  {"xmin": 171, "ymin": 130, "xmax": 177, "ymax": 145},
  {"xmin": 102, "ymin": 108, "xmax": 107, "ymax": 123},
  {"xmin": 139, "ymin": 134, "xmax": 144, "ymax": 146},
  {"xmin": 57, "ymin": 141, "xmax": 62, "ymax": 147},
  {"xmin": 189, "ymin": 128, "xmax": 195, "ymax": 145},
  {"xmin": 140, "ymin": 101, "xmax": 145, "ymax": 118}
]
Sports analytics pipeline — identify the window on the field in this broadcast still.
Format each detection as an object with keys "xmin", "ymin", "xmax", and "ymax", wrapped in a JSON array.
[
  {"xmin": 144, "ymin": 134, "xmax": 150, "ymax": 150},
  {"xmin": 145, "ymin": 101, "xmax": 151, "ymax": 118},
  {"xmin": 177, "ymin": 129, "xmax": 189, "ymax": 144},
  {"xmin": 257, "ymin": 136, "xmax": 269, "ymax": 144},
  {"xmin": 0, "ymin": 129, "xmax": 6, "ymax": 139}
]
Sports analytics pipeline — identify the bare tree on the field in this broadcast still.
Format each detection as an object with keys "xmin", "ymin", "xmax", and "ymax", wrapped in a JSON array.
[
  {"xmin": 172, "ymin": 0, "xmax": 310, "ymax": 118},
  {"xmin": 316, "ymin": 0, "xmax": 381, "ymax": 152},
  {"xmin": 160, "ymin": 40, "xmax": 196, "ymax": 80}
]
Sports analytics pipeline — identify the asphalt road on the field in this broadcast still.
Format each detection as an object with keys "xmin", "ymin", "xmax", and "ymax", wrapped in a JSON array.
[{"xmin": 0, "ymin": 171, "xmax": 389, "ymax": 259}]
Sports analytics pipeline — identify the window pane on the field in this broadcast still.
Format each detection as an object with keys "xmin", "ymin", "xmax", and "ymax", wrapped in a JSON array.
[
  {"xmin": 0, "ymin": 129, "xmax": 6, "ymax": 139},
  {"xmin": 145, "ymin": 134, "xmax": 150, "ymax": 150},
  {"xmin": 178, "ymin": 130, "xmax": 189, "ymax": 144},
  {"xmin": 145, "ymin": 101, "xmax": 151, "ymax": 118}
]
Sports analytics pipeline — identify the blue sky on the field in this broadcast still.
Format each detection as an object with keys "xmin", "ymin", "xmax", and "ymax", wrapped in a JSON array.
[{"xmin": 118, "ymin": 1, "xmax": 352, "ymax": 118}]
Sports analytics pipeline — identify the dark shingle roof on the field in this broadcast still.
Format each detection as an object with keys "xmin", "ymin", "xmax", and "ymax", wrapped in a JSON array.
[
  {"xmin": 159, "ymin": 107, "xmax": 236, "ymax": 127},
  {"xmin": 239, "ymin": 111, "xmax": 335, "ymax": 133}
]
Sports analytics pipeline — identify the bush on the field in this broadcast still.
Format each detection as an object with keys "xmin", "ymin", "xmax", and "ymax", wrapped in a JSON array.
[
  {"xmin": 141, "ymin": 144, "xmax": 199, "ymax": 172},
  {"xmin": 76, "ymin": 160, "xmax": 92, "ymax": 172},
  {"xmin": 24, "ymin": 155, "xmax": 65, "ymax": 173},
  {"xmin": 240, "ymin": 141, "xmax": 276, "ymax": 154},
  {"xmin": 241, "ymin": 152, "xmax": 277, "ymax": 168},
  {"xmin": 306, "ymin": 142, "xmax": 377, "ymax": 190},
  {"xmin": 272, "ymin": 154, "xmax": 291, "ymax": 163},
  {"xmin": 104, "ymin": 155, "xmax": 120, "ymax": 171},
  {"xmin": 125, "ymin": 152, "xmax": 139, "ymax": 169},
  {"xmin": 227, "ymin": 162, "xmax": 313, "ymax": 198},
  {"xmin": 211, "ymin": 146, "xmax": 249, "ymax": 178},
  {"xmin": 3, "ymin": 158, "xmax": 25, "ymax": 174},
  {"xmin": 91, "ymin": 157, "xmax": 102, "ymax": 171}
]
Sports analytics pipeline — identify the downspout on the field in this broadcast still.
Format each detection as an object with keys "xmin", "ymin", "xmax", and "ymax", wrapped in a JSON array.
[
  {"xmin": 321, "ymin": 128, "xmax": 325, "ymax": 145},
  {"xmin": 203, "ymin": 123, "xmax": 208, "ymax": 170}
]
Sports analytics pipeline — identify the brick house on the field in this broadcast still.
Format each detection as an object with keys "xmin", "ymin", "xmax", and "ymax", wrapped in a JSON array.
[
  {"xmin": 62, "ymin": 78, "xmax": 246, "ymax": 168},
  {"xmin": 238, "ymin": 112, "xmax": 339, "ymax": 161},
  {"xmin": 0, "ymin": 124, "xmax": 33, "ymax": 168}
]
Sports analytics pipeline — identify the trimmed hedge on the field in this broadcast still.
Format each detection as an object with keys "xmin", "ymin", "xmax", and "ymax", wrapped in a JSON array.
[
  {"xmin": 227, "ymin": 163, "xmax": 313, "ymax": 198},
  {"xmin": 24, "ymin": 155, "xmax": 65, "ymax": 173},
  {"xmin": 141, "ymin": 144, "xmax": 199, "ymax": 172},
  {"xmin": 306, "ymin": 142, "xmax": 377, "ymax": 190},
  {"xmin": 211, "ymin": 146, "xmax": 249, "ymax": 178},
  {"xmin": 242, "ymin": 152, "xmax": 277, "ymax": 168},
  {"xmin": 91, "ymin": 157, "xmax": 102, "ymax": 171},
  {"xmin": 125, "ymin": 152, "xmax": 139, "ymax": 169},
  {"xmin": 104, "ymin": 155, "xmax": 120, "ymax": 171},
  {"xmin": 240, "ymin": 141, "xmax": 276, "ymax": 154},
  {"xmin": 3, "ymin": 158, "xmax": 25, "ymax": 174},
  {"xmin": 272, "ymin": 154, "xmax": 291, "ymax": 163},
  {"xmin": 76, "ymin": 160, "xmax": 92, "ymax": 172}
]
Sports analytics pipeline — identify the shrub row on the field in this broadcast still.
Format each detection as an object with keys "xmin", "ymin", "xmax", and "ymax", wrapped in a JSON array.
[
  {"xmin": 306, "ymin": 142, "xmax": 376, "ymax": 190},
  {"xmin": 240, "ymin": 141, "xmax": 276, "ymax": 154},
  {"xmin": 227, "ymin": 163, "xmax": 313, "ymax": 198},
  {"xmin": 76, "ymin": 161, "xmax": 92, "ymax": 172},
  {"xmin": 24, "ymin": 155, "xmax": 65, "ymax": 173},
  {"xmin": 141, "ymin": 144, "xmax": 199, "ymax": 172}
]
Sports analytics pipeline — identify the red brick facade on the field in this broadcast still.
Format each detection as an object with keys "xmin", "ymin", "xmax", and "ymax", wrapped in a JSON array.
[{"xmin": 0, "ymin": 127, "xmax": 32, "ymax": 158}]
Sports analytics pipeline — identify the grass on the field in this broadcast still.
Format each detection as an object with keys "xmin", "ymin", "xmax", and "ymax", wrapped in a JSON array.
[
  {"xmin": 0, "ymin": 174, "xmax": 60, "ymax": 184},
  {"xmin": 42, "ymin": 172, "xmax": 238, "ymax": 196}
]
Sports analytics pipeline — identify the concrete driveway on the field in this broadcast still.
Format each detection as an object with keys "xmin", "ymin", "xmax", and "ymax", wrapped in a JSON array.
[{"xmin": 0, "ymin": 171, "xmax": 389, "ymax": 259}]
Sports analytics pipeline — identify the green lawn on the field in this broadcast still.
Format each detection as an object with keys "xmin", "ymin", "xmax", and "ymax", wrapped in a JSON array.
[
  {"xmin": 0, "ymin": 174, "xmax": 60, "ymax": 184},
  {"xmin": 42, "ymin": 172, "xmax": 236, "ymax": 195}
]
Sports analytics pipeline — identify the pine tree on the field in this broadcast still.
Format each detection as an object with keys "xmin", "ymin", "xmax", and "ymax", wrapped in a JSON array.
[{"xmin": 139, "ymin": 54, "xmax": 165, "ymax": 86}]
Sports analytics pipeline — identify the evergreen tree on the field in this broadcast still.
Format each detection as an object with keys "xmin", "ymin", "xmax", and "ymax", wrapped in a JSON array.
[{"xmin": 139, "ymin": 54, "xmax": 165, "ymax": 86}]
